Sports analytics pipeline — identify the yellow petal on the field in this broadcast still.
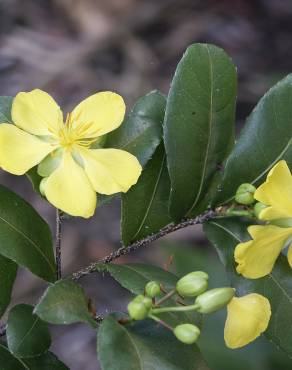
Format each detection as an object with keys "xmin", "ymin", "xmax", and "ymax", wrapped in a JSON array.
[
  {"xmin": 0, "ymin": 124, "xmax": 55, "ymax": 175},
  {"xmin": 287, "ymin": 245, "xmax": 292, "ymax": 269},
  {"xmin": 235, "ymin": 225, "xmax": 292, "ymax": 279},
  {"xmin": 44, "ymin": 152, "xmax": 96, "ymax": 218},
  {"xmin": 12, "ymin": 89, "xmax": 63, "ymax": 136},
  {"xmin": 255, "ymin": 160, "xmax": 292, "ymax": 220},
  {"xmin": 70, "ymin": 92, "xmax": 125, "ymax": 138},
  {"xmin": 224, "ymin": 294, "xmax": 271, "ymax": 349},
  {"xmin": 80, "ymin": 148, "xmax": 142, "ymax": 195}
]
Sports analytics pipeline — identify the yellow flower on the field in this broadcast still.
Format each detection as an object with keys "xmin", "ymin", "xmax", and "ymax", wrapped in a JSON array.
[
  {"xmin": 224, "ymin": 293, "xmax": 271, "ymax": 349},
  {"xmin": 0, "ymin": 89, "xmax": 142, "ymax": 218},
  {"xmin": 235, "ymin": 160, "xmax": 292, "ymax": 278}
]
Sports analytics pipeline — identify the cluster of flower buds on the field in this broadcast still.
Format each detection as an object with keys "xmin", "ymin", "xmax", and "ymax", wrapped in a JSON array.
[
  {"xmin": 127, "ymin": 271, "xmax": 235, "ymax": 345},
  {"xmin": 228, "ymin": 183, "xmax": 267, "ymax": 219}
]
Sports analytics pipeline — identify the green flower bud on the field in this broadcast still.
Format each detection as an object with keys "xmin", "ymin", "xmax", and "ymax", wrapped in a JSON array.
[
  {"xmin": 254, "ymin": 202, "xmax": 267, "ymax": 218},
  {"xmin": 39, "ymin": 177, "xmax": 48, "ymax": 197},
  {"xmin": 173, "ymin": 324, "xmax": 200, "ymax": 344},
  {"xmin": 235, "ymin": 183, "xmax": 256, "ymax": 205},
  {"xmin": 176, "ymin": 271, "xmax": 209, "ymax": 297},
  {"xmin": 133, "ymin": 295, "xmax": 152, "ymax": 309},
  {"xmin": 195, "ymin": 287, "xmax": 235, "ymax": 314},
  {"xmin": 127, "ymin": 301, "xmax": 148, "ymax": 320},
  {"xmin": 127, "ymin": 295, "xmax": 152, "ymax": 320},
  {"xmin": 145, "ymin": 281, "xmax": 161, "ymax": 298}
]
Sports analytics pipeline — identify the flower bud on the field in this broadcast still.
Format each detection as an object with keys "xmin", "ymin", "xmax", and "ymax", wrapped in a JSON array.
[
  {"xmin": 145, "ymin": 281, "xmax": 161, "ymax": 298},
  {"xmin": 176, "ymin": 271, "xmax": 209, "ymax": 297},
  {"xmin": 195, "ymin": 288, "xmax": 235, "ymax": 314},
  {"xmin": 133, "ymin": 295, "xmax": 152, "ymax": 309},
  {"xmin": 39, "ymin": 177, "xmax": 48, "ymax": 197},
  {"xmin": 127, "ymin": 295, "xmax": 152, "ymax": 320},
  {"xmin": 173, "ymin": 324, "xmax": 200, "ymax": 344},
  {"xmin": 235, "ymin": 183, "xmax": 256, "ymax": 205},
  {"xmin": 254, "ymin": 202, "xmax": 267, "ymax": 218}
]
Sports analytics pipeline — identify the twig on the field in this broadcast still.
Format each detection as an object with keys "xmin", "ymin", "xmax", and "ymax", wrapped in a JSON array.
[
  {"xmin": 55, "ymin": 209, "xmax": 62, "ymax": 280},
  {"xmin": 0, "ymin": 210, "xmax": 215, "ymax": 339},
  {"xmin": 72, "ymin": 210, "xmax": 216, "ymax": 281}
]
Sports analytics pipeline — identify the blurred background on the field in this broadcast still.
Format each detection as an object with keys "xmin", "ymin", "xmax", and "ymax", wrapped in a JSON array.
[{"xmin": 0, "ymin": 0, "xmax": 292, "ymax": 369}]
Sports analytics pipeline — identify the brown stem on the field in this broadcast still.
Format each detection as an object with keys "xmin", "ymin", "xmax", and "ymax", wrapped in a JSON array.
[
  {"xmin": 72, "ymin": 210, "xmax": 216, "ymax": 281},
  {"xmin": 0, "ymin": 210, "xmax": 216, "ymax": 338},
  {"xmin": 55, "ymin": 209, "xmax": 62, "ymax": 280}
]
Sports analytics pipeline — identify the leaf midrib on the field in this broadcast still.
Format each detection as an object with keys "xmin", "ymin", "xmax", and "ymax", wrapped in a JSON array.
[
  {"xmin": 186, "ymin": 44, "xmax": 214, "ymax": 215},
  {"xmin": 13, "ymin": 316, "xmax": 40, "ymax": 354},
  {"xmin": 0, "ymin": 214, "xmax": 55, "ymax": 275},
  {"xmin": 117, "ymin": 321, "xmax": 144, "ymax": 370},
  {"xmin": 130, "ymin": 153, "xmax": 166, "ymax": 241}
]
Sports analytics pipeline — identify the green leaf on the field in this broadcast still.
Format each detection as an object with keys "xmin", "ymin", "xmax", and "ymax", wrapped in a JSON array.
[
  {"xmin": 0, "ymin": 96, "xmax": 13, "ymax": 123},
  {"xmin": 0, "ymin": 345, "xmax": 68, "ymax": 370},
  {"xmin": 22, "ymin": 352, "xmax": 69, "ymax": 370},
  {"xmin": 0, "ymin": 185, "xmax": 55, "ymax": 282},
  {"xmin": 97, "ymin": 263, "xmax": 177, "ymax": 294},
  {"xmin": 34, "ymin": 279, "xmax": 96, "ymax": 328},
  {"xmin": 215, "ymin": 74, "xmax": 292, "ymax": 205},
  {"xmin": 121, "ymin": 144, "xmax": 171, "ymax": 245},
  {"xmin": 203, "ymin": 217, "xmax": 292, "ymax": 358},
  {"xmin": 164, "ymin": 43, "xmax": 237, "ymax": 221},
  {"xmin": 0, "ymin": 255, "xmax": 17, "ymax": 318},
  {"xmin": 7, "ymin": 304, "xmax": 51, "ymax": 358},
  {"xmin": 106, "ymin": 90, "xmax": 166, "ymax": 166},
  {"xmin": 0, "ymin": 344, "xmax": 26, "ymax": 370},
  {"xmin": 97, "ymin": 315, "xmax": 209, "ymax": 370}
]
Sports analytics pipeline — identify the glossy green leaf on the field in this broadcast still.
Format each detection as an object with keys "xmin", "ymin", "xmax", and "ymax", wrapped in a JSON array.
[
  {"xmin": 23, "ymin": 352, "xmax": 69, "ymax": 370},
  {"xmin": 0, "ymin": 344, "xmax": 26, "ymax": 370},
  {"xmin": 215, "ymin": 74, "xmax": 292, "ymax": 205},
  {"xmin": 97, "ymin": 263, "xmax": 177, "ymax": 294},
  {"xmin": 122, "ymin": 144, "xmax": 171, "ymax": 245},
  {"xmin": 164, "ymin": 43, "xmax": 237, "ymax": 221},
  {"xmin": 0, "ymin": 255, "xmax": 17, "ymax": 318},
  {"xmin": 34, "ymin": 279, "xmax": 96, "ymax": 328},
  {"xmin": 98, "ymin": 315, "xmax": 209, "ymax": 370},
  {"xmin": 7, "ymin": 304, "xmax": 51, "ymax": 358},
  {"xmin": 106, "ymin": 90, "xmax": 166, "ymax": 166},
  {"xmin": 0, "ymin": 345, "xmax": 68, "ymax": 370},
  {"xmin": 0, "ymin": 96, "xmax": 13, "ymax": 123},
  {"xmin": 203, "ymin": 217, "xmax": 292, "ymax": 358},
  {"xmin": 0, "ymin": 185, "xmax": 55, "ymax": 282}
]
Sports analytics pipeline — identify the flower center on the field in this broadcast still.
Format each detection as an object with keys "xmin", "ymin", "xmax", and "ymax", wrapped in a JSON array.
[{"xmin": 57, "ymin": 113, "xmax": 96, "ymax": 149}]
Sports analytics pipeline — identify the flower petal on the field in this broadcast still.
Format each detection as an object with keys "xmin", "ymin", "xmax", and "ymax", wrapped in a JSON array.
[
  {"xmin": 235, "ymin": 224, "xmax": 292, "ymax": 278},
  {"xmin": 12, "ymin": 89, "xmax": 63, "ymax": 136},
  {"xmin": 80, "ymin": 148, "xmax": 142, "ymax": 195},
  {"xmin": 224, "ymin": 294, "xmax": 271, "ymax": 349},
  {"xmin": 0, "ymin": 124, "xmax": 55, "ymax": 175},
  {"xmin": 44, "ymin": 152, "xmax": 96, "ymax": 218},
  {"xmin": 70, "ymin": 92, "xmax": 125, "ymax": 138},
  {"xmin": 255, "ymin": 160, "xmax": 292, "ymax": 220}
]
